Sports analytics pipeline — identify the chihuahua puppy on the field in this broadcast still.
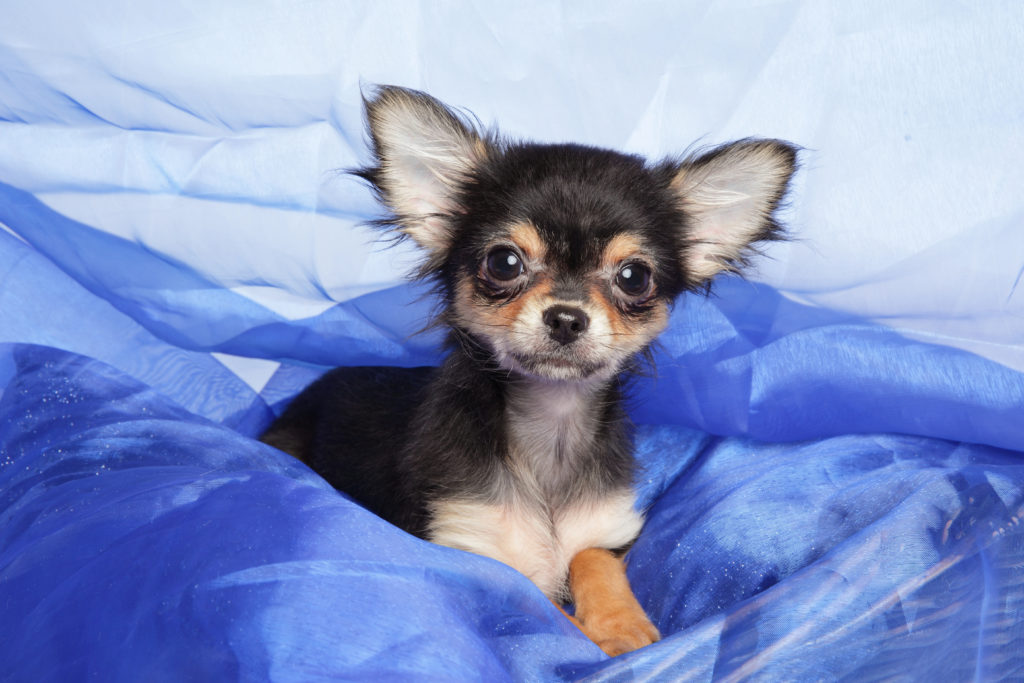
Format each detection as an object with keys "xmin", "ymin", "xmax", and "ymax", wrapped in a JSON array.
[{"xmin": 261, "ymin": 85, "xmax": 797, "ymax": 656}]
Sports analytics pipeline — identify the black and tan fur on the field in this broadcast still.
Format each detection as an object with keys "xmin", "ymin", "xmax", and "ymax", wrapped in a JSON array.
[{"xmin": 262, "ymin": 85, "xmax": 797, "ymax": 655}]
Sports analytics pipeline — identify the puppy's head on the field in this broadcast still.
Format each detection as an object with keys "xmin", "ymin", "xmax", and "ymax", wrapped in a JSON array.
[{"xmin": 358, "ymin": 86, "xmax": 797, "ymax": 382}]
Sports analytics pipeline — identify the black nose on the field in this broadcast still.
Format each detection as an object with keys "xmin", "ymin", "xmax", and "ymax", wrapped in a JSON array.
[{"xmin": 542, "ymin": 305, "xmax": 590, "ymax": 345}]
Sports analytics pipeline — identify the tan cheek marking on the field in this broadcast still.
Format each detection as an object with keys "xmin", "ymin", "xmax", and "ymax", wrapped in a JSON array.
[
  {"xmin": 454, "ymin": 276, "xmax": 553, "ymax": 332},
  {"xmin": 510, "ymin": 221, "xmax": 546, "ymax": 262},
  {"xmin": 601, "ymin": 233, "xmax": 647, "ymax": 271},
  {"xmin": 589, "ymin": 284, "xmax": 630, "ymax": 337},
  {"xmin": 500, "ymin": 279, "xmax": 552, "ymax": 328},
  {"xmin": 588, "ymin": 284, "xmax": 670, "ymax": 343}
]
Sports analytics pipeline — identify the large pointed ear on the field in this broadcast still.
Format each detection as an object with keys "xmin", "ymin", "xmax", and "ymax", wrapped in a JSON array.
[
  {"xmin": 672, "ymin": 139, "xmax": 797, "ymax": 286},
  {"xmin": 358, "ymin": 85, "xmax": 490, "ymax": 257}
]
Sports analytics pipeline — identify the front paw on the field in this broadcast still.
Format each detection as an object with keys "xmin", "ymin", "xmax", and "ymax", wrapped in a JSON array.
[{"xmin": 578, "ymin": 602, "xmax": 660, "ymax": 656}]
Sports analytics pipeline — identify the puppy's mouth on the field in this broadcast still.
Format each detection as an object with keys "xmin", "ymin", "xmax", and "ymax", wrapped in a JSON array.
[{"xmin": 508, "ymin": 351, "xmax": 605, "ymax": 380}]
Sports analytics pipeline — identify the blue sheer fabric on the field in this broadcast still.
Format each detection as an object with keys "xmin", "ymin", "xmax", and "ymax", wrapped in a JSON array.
[{"xmin": 2, "ymin": 2, "xmax": 1023, "ymax": 680}]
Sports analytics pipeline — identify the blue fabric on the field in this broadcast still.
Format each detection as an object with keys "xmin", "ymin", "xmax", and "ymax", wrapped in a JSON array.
[{"xmin": 2, "ymin": 2, "xmax": 1024, "ymax": 680}]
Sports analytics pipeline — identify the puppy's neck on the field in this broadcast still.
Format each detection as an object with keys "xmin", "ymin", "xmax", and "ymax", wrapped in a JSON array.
[
  {"xmin": 507, "ymin": 376, "xmax": 606, "ymax": 433},
  {"xmin": 504, "ymin": 373, "xmax": 616, "ymax": 502}
]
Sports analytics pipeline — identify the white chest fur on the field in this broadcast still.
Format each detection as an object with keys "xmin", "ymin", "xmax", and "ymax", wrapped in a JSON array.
[{"xmin": 427, "ymin": 491, "xmax": 643, "ymax": 600}]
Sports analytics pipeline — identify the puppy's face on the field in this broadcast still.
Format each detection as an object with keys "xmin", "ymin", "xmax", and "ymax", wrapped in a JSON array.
[
  {"xmin": 451, "ymin": 220, "xmax": 671, "ymax": 381},
  {"xmin": 443, "ymin": 144, "xmax": 694, "ymax": 381},
  {"xmin": 358, "ymin": 86, "xmax": 797, "ymax": 381}
]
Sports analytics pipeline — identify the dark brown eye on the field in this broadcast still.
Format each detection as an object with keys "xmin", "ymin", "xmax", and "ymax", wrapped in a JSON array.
[
  {"xmin": 485, "ymin": 248, "xmax": 524, "ymax": 282},
  {"xmin": 616, "ymin": 262, "xmax": 651, "ymax": 296}
]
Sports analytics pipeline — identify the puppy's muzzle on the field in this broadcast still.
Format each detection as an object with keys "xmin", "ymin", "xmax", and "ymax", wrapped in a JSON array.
[{"xmin": 543, "ymin": 305, "xmax": 590, "ymax": 345}]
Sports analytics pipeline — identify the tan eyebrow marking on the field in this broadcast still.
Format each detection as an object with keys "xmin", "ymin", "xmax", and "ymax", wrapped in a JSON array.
[
  {"xmin": 509, "ymin": 221, "xmax": 546, "ymax": 261},
  {"xmin": 601, "ymin": 233, "xmax": 647, "ymax": 269}
]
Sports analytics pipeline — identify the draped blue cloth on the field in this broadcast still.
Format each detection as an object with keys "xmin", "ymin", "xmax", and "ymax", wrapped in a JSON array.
[{"xmin": 2, "ymin": 2, "xmax": 1023, "ymax": 680}]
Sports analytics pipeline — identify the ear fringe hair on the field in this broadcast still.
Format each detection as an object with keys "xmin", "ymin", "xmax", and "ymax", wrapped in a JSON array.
[
  {"xmin": 669, "ymin": 138, "xmax": 801, "ymax": 291},
  {"xmin": 350, "ymin": 87, "xmax": 497, "ymax": 270}
]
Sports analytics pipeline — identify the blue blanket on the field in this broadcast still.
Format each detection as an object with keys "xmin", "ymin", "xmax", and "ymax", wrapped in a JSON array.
[{"xmin": 2, "ymin": 2, "xmax": 1023, "ymax": 680}]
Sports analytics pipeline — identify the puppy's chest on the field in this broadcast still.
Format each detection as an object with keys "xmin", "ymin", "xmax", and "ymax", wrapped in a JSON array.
[
  {"xmin": 427, "ymin": 487, "xmax": 642, "ymax": 601},
  {"xmin": 425, "ymin": 383, "xmax": 643, "ymax": 600}
]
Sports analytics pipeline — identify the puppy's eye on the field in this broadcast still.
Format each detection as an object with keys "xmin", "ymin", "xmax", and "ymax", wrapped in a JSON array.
[
  {"xmin": 616, "ymin": 263, "xmax": 651, "ymax": 297},
  {"xmin": 485, "ymin": 248, "xmax": 524, "ymax": 282}
]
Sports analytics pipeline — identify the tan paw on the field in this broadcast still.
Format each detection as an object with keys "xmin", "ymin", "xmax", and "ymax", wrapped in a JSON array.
[{"xmin": 579, "ymin": 602, "xmax": 660, "ymax": 656}]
